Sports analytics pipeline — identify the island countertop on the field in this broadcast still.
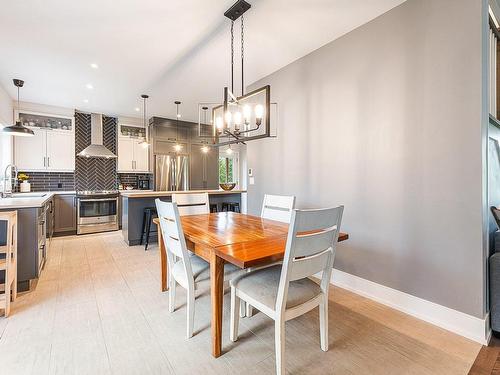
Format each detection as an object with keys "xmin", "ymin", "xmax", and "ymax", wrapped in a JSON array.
[{"xmin": 120, "ymin": 189, "xmax": 247, "ymax": 198}]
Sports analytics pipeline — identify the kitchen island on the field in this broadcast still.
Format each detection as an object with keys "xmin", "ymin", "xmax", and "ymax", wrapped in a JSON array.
[{"xmin": 120, "ymin": 189, "xmax": 246, "ymax": 245}]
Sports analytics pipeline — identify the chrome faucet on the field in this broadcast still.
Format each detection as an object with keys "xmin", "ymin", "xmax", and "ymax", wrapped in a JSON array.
[{"xmin": 1, "ymin": 164, "xmax": 18, "ymax": 198}]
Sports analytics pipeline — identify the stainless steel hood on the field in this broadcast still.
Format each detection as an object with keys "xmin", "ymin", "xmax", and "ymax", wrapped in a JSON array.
[{"xmin": 77, "ymin": 113, "xmax": 117, "ymax": 158}]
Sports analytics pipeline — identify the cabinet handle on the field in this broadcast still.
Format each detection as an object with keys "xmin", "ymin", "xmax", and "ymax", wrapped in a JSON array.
[
  {"xmin": 43, "ymin": 157, "xmax": 46, "ymax": 167},
  {"xmin": 132, "ymin": 160, "xmax": 134, "ymax": 170},
  {"xmin": 47, "ymin": 157, "xmax": 50, "ymax": 167}
]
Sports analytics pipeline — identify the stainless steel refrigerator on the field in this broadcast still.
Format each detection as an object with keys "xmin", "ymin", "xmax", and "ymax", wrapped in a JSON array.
[{"xmin": 155, "ymin": 154, "xmax": 189, "ymax": 191}]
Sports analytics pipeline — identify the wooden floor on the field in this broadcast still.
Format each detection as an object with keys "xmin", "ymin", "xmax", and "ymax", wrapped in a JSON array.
[
  {"xmin": 0, "ymin": 232, "xmax": 481, "ymax": 374},
  {"xmin": 469, "ymin": 337, "xmax": 500, "ymax": 375}
]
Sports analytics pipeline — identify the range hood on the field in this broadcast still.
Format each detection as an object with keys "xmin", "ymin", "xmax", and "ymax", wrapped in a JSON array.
[{"xmin": 77, "ymin": 113, "xmax": 117, "ymax": 158}]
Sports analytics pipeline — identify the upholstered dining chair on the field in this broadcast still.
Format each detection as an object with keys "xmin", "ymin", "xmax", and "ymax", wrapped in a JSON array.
[
  {"xmin": 230, "ymin": 206, "xmax": 344, "ymax": 375},
  {"xmin": 172, "ymin": 192, "xmax": 209, "ymax": 216},
  {"xmin": 244, "ymin": 194, "xmax": 296, "ymax": 317},
  {"xmin": 155, "ymin": 199, "xmax": 238, "ymax": 338}
]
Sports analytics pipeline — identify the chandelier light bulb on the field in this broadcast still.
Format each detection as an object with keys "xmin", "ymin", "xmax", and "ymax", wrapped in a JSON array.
[
  {"xmin": 225, "ymin": 111, "xmax": 232, "ymax": 125},
  {"xmin": 226, "ymin": 147, "xmax": 233, "ymax": 155},
  {"xmin": 243, "ymin": 105, "xmax": 251, "ymax": 122},
  {"xmin": 234, "ymin": 111, "xmax": 242, "ymax": 125},
  {"xmin": 216, "ymin": 116, "xmax": 224, "ymax": 130},
  {"xmin": 255, "ymin": 104, "xmax": 264, "ymax": 119}
]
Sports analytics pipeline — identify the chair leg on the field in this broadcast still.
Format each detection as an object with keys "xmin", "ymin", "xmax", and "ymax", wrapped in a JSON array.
[
  {"xmin": 12, "ymin": 277, "xmax": 17, "ymax": 302},
  {"xmin": 230, "ymin": 287, "xmax": 240, "ymax": 342},
  {"xmin": 186, "ymin": 289, "xmax": 195, "ymax": 339},
  {"xmin": 275, "ymin": 318, "xmax": 285, "ymax": 375},
  {"xmin": 319, "ymin": 295, "xmax": 328, "ymax": 351},
  {"xmin": 239, "ymin": 299, "xmax": 246, "ymax": 318},
  {"xmin": 168, "ymin": 277, "xmax": 176, "ymax": 313},
  {"xmin": 5, "ymin": 278, "xmax": 11, "ymax": 317},
  {"xmin": 246, "ymin": 303, "xmax": 254, "ymax": 317},
  {"xmin": 144, "ymin": 211, "xmax": 152, "ymax": 250}
]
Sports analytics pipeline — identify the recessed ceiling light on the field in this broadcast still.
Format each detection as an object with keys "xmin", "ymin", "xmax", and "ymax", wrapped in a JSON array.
[
  {"xmin": 134, "ymin": 107, "xmax": 140, "ymax": 112},
  {"xmin": 90, "ymin": 63, "xmax": 99, "ymax": 69},
  {"xmin": 86, "ymin": 83, "xmax": 94, "ymax": 90},
  {"xmin": 83, "ymin": 99, "xmax": 89, "ymax": 103}
]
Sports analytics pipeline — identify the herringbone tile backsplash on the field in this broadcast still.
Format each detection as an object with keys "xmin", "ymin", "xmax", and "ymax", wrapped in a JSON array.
[{"xmin": 75, "ymin": 112, "xmax": 118, "ymax": 191}]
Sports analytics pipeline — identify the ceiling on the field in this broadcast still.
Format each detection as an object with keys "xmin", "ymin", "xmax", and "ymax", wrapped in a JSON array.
[{"xmin": 0, "ymin": 0, "xmax": 406, "ymax": 122}]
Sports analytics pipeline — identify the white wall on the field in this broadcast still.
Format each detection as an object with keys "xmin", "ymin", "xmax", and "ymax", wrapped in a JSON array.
[
  {"xmin": 0, "ymin": 84, "xmax": 13, "ymax": 173},
  {"xmin": 247, "ymin": 0, "xmax": 485, "ymax": 318}
]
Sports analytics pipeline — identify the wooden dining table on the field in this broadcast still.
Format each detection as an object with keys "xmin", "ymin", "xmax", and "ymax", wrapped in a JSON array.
[{"xmin": 153, "ymin": 211, "xmax": 349, "ymax": 358}]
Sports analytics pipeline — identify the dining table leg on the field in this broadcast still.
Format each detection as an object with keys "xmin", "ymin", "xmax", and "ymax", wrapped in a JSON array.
[
  {"xmin": 156, "ymin": 222, "xmax": 168, "ymax": 292},
  {"xmin": 210, "ymin": 251, "xmax": 225, "ymax": 358}
]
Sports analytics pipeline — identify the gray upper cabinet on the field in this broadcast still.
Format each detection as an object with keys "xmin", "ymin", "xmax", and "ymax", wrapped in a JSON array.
[
  {"xmin": 151, "ymin": 116, "xmax": 219, "ymax": 190},
  {"xmin": 54, "ymin": 194, "xmax": 77, "ymax": 233},
  {"xmin": 190, "ymin": 144, "xmax": 219, "ymax": 190}
]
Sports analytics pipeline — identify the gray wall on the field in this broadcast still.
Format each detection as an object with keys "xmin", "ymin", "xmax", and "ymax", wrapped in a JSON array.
[{"xmin": 247, "ymin": 0, "xmax": 485, "ymax": 317}]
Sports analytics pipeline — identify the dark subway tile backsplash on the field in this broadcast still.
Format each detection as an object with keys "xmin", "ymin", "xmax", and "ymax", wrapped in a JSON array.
[
  {"xmin": 14, "ymin": 172, "xmax": 75, "ymax": 192},
  {"xmin": 118, "ymin": 173, "xmax": 153, "ymax": 189}
]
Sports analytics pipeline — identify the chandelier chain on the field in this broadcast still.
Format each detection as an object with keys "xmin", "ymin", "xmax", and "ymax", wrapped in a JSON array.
[
  {"xmin": 231, "ymin": 20, "xmax": 234, "ymax": 94},
  {"xmin": 241, "ymin": 15, "xmax": 244, "ymax": 96}
]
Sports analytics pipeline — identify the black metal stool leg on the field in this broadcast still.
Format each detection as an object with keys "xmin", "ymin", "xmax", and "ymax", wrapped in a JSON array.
[{"xmin": 140, "ymin": 210, "xmax": 147, "ymax": 245}]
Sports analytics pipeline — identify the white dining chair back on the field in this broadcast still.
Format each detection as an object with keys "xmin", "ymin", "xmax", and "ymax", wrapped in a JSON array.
[
  {"xmin": 278, "ymin": 206, "xmax": 344, "ymax": 308},
  {"xmin": 230, "ymin": 205, "xmax": 344, "ymax": 375},
  {"xmin": 155, "ymin": 199, "xmax": 200, "ymax": 338},
  {"xmin": 260, "ymin": 194, "xmax": 295, "ymax": 223},
  {"xmin": 172, "ymin": 193, "xmax": 210, "ymax": 216}
]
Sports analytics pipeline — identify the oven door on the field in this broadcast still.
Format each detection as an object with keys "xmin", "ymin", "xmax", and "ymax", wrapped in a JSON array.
[{"xmin": 77, "ymin": 198, "xmax": 118, "ymax": 234}]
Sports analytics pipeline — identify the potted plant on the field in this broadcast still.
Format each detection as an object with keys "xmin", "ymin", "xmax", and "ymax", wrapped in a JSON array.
[{"xmin": 18, "ymin": 173, "xmax": 31, "ymax": 193}]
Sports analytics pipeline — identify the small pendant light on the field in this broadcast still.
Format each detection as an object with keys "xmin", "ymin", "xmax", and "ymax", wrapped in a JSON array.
[
  {"xmin": 174, "ymin": 101, "xmax": 182, "ymax": 152},
  {"xmin": 3, "ymin": 79, "xmax": 34, "ymax": 137},
  {"xmin": 138, "ymin": 94, "xmax": 150, "ymax": 148}
]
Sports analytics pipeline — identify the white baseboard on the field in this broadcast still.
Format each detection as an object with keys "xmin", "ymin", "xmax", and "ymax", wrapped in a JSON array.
[{"xmin": 330, "ymin": 269, "xmax": 490, "ymax": 345}]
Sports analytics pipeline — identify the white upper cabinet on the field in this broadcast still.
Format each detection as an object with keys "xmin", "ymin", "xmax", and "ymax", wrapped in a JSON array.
[
  {"xmin": 14, "ymin": 128, "xmax": 46, "ymax": 171},
  {"xmin": 133, "ymin": 140, "xmax": 149, "ymax": 172},
  {"xmin": 46, "ymin": 131, "xmax": 75, "ymax": 171},
  {"xmin": 118, "ymin": 137, "xmax": 134, "ymax": 172},
  {"xmin": 14, "ymin": 111, "xmax": 75, "ymax": 172},
  {"xmin": 118, "ymin": 123, "xmax": 149, "ymax": 173}
]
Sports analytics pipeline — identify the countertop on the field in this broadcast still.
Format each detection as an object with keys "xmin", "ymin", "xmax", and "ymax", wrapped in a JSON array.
[
  {"xmin": 0, "ymin": 191, "xmax": 75, "ymax": 210},
  {"xmin": 120, "ymin": 189, "xmax": 247, "ymax": 198}
]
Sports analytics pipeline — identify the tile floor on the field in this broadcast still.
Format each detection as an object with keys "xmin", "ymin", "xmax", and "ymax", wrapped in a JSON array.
[{"xmin": 0, "ymin": 232, "xmax": 481, "ymax": 374}]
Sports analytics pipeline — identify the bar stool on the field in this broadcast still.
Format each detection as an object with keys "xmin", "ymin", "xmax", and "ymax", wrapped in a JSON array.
[
  {"xmin": 210, "ymin": 203, "xmax": 219, "ymax": 213},
  {"xmin": 0, "ymin": 211, "xmax": 17, "ymax": 317},
  {"xmin": 140, "ymin": 207, "xmax": 158, "ymax": 250},
  {"xmin": 221, "ymin": 202, "xmax": 240, "ymax": 213}
]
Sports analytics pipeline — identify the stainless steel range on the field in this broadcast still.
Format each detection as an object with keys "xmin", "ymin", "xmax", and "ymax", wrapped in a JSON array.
[{"xmin": 76, "ymin": 190, "xmax": 119, "ymax": 235}]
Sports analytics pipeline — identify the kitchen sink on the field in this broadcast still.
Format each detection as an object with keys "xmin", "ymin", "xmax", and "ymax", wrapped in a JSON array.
[{"xmin": 10, "ymin": 193, "xmax": 47, "ymax": 198}]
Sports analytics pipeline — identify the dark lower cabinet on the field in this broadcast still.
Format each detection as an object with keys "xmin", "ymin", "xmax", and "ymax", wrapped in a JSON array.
[{"xmin": 54, "ymin": 194, "xmax": 77, "ymax": 233}]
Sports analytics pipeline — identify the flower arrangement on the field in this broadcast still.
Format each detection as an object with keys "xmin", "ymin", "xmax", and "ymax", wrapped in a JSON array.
[{"xmin": 18, "ymin": 173, "xmax": 30, "ymax": 183}]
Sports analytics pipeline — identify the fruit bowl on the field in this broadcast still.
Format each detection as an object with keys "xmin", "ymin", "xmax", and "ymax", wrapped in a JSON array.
[{"xmin": 219, "ymin": 183, "xmax": 236, "ymax": 191}]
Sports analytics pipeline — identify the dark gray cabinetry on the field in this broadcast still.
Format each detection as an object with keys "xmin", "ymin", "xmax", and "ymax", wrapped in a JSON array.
[
  {"xmin": 154, "ymin": 140, "xmax": 188, "ymax": 155},
  {"xmin": 190, "ymin": 144, "xmax": 219, "ymax": 190},
  {"xmin": 151, "ymin": 117, "xmax": 219, "ymax": 190},
  {"xmin": 54, "ymin": 194, "xmax": 76, "ymax": 233}
]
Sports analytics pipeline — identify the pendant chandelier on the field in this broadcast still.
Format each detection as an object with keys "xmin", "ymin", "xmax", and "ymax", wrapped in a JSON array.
[
  {"xmin": 3, "ymin": 79, "xmax": 34, "ymax": 137},
  {"xmin": 198, "ymin": 0, "xmax": 271, "ymax": 147},
  {"xmin": 138, "ymin": 94, "xmax": 150, "ymax": 148}
]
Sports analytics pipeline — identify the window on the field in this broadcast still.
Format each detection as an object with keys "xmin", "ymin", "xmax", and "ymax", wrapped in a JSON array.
[{"xmin": 219, "ymin": 153, "xmax": 239, "ymax": 186}]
